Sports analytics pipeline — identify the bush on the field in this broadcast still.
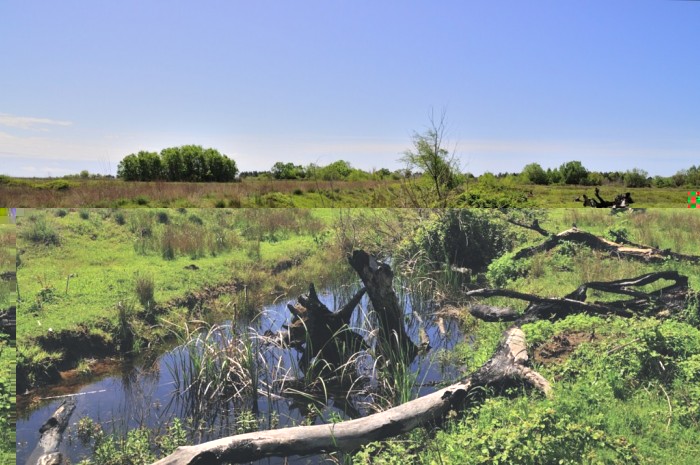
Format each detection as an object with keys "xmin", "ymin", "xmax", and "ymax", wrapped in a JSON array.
[
  {"xmin": 521, "ymin": 163, "xmax": 549, "ymax": 185},
  {"xmin": 155, "ymin": 211, "xmax": 169, "ymax": 224},
  {"xmin": 404, "ymin": 210, "xmax": 516, "ymax": 272},
  {"xmin": 54, "ymin": 209, "xmax": 68, "ymax": 218},
  {"xmin": 114, "ymin": 212, "xmax": 126, "ymax": 225},
  {"xmin": 559, "ymin": 160, "xmax": 589, "ymax": 185},
  {"xmin": 134, "ymin": 196, "xmax": 149, "ymax": 206},
  {"xmin": 79, "ymin": 209, "xmax": 90, "ymax": 220},
  {"xmin": 21, "ymin": 215, "xmax": 60, "ymax": 246}
]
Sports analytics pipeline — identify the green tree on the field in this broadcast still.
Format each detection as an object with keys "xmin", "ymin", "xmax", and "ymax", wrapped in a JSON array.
[
  {"xmin": 623, "ymin": 168, "xmax": 650, "ymax": 188},
  {"xmin": 271, "ymin": 162, "xmax": 305, "ymax": 180},
  {"xmin": 319, "ymin": 160, "xmax": 353, "ymax": 180},
  {"xmin": 559, "ymin": 160, "xmax": 589, "ymax": 185},
  {"xmin": 401, "ymin": 111, "xmax": 460, "ymax": 207},
  {"xmin": 521, "ymin": 163, "xmax": 549, "ymax": 185},
  {"xmin": 117, "ymin": 153, "xmax": 142, "ymax": 181},
  {"xmin": 161, "ymin": 147, "xmax": 185, "ymax": 181},
  {"xmin": 160, "ymin": 145, "xmax": 237, "ymax": 182},
  {"xmin": 136, "ymin": 151, "xmax": 163, "ymax": 181}
]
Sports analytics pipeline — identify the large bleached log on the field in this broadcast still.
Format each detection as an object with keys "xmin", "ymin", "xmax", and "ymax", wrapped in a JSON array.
[{"xmin": 25, "ymin": 399, "xmax": 76, "ymax": 465}]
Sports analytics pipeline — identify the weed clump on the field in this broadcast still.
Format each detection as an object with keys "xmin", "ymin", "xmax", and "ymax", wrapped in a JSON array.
[
  {"xmin": 134, "ymin": 273, "xmax": 155, "ymax": 309},
  {"xmin": 156, "ymin": 211, "xmax": 170, "ymax": 224},
  {"xmin": 114, "ymin": 212, "xmax": 126, "ymax": 225},
  {"xmin": 134, "ymin": 195, "xmax": 149, "ymax": 206},
  {"xmin": 21, "ymin": 215, "xmax": 60, "ymax": 246},
  {"xmin": 188, "ymin": 214, "xmax": 203, "ymax": 225}
]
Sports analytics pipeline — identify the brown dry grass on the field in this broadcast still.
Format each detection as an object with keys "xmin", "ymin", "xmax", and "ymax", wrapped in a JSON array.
[{"xmin": 0, "ymin": 178, "xmax": 390, "ymax": 208}]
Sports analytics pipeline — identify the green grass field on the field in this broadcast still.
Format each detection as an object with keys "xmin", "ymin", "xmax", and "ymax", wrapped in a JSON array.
[{"xmin": 0, "ymin": 176, "xmax": 693, "ymax": 208}]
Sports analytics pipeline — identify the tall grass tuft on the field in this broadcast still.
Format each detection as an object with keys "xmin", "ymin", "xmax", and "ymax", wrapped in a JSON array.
[
  {"xmin": 167, "ymin": 323, "xmax": 259, "ymax": 420},
  {"xmin": 134, "ymin": 272, "xmax": 155, "ymax": 309}
]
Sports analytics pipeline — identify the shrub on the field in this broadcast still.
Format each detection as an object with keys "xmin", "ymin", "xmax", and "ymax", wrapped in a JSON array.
[
  {"xmin": 21, "ymin": 215, "xmax": 60, "ymax": 246},
  {"xmin": 624, "ymin": 168, "xmax": 651, "ymax": 188},
  {"xmin": 134, "ymin": 196, "xmax": 149, "ymax": 206},
  {"xmin": 404, "ymin": 210, "xmax": 516, "ymax": 271},
  {"xmin": 188, "ymin": 214, "xmax": 203, "ymax": 225},
  {"xmin": 79, "ymin": 209, "xmax": 90, "ymax": 220},
  {"xmin": 54, "ymin": 209, "xmax": 68, "ymax": 218},
  {"xmin": 114, "ymin": 212, "xmax": 126, "ymax": 225},
  {"xmin": 155, "ymin": 211, "xmax": 169, "ymax": 224}
]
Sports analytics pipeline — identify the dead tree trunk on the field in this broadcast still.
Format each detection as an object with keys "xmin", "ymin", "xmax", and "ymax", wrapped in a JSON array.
[
  {"xmin": 272, "ymin": 283, "xmax": 366, "ymax": 379},
  {"xmin": 348, "ymin": 250, "xmax": 420, "ymax": 363},
  {"xmin": 512, "ymin": 228, "xmax": 700, "ymax": 263},
  {"xmin": 25, "ymin": 399, "xmax": 76, "ymax": 465}
]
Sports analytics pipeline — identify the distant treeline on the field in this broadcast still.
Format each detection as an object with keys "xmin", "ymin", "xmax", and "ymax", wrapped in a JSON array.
[
  {"xmin": 241, "ymin": 161, "xmax": 403, "ymax": 181},
  {"xmin": 518, "ymin": 162, "xmax": 700, "ymax": 188},
  {"xmin": 100, "ymin": 148, "xmax": 700, "ymax": 187},
  {"xmin": 117, "ymin": 145, "xmax": 238, "ymax": 182}
]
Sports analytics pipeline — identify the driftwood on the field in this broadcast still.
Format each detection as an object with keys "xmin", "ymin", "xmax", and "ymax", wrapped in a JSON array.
[
  {"xmin": 512, "ymin": 228, "xmax": 700, "ymax": 263},
  {"xmin": 467, "ymin": 271, "xmax": 690, "ymax": 324},
  {"xmin": 271, "ymin": 249, "xmax": 422, "ymax": 377},
  {"xmin": 25, "ymin": 399, "xmax": 76, "ymax": 465}
]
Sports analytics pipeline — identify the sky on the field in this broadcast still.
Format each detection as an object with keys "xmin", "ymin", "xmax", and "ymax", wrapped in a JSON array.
[{"xmin": 1, "ymin": 0, "xmax": 699, "ymax": 178}]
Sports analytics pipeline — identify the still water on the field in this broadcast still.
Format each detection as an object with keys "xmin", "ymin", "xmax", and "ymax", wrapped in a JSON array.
[{"xmin": 17, "ymin": 285, "xmax": 464, "ymax": 464}]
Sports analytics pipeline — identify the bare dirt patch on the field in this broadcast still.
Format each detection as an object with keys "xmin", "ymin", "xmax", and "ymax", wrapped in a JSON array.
[{"xmin": 533, "ymin": 331, "xmax": 595, "ymax": 365}]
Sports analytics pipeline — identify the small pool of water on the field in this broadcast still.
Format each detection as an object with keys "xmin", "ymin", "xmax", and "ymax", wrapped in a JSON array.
[{"xmin": 17, "ymin": 285, "xmax": 464, "ymax": 464}]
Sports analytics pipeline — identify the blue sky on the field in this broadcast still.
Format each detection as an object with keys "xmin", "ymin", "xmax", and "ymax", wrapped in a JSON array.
[{"xmin": 1, "ymin": 1, "xmax": 698, "ymax": 178}]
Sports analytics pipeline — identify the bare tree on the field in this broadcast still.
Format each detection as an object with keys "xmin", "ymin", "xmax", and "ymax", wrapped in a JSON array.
[{"xmin": 400, "ymin": 109, "xmax": 461, "ymax": 207}]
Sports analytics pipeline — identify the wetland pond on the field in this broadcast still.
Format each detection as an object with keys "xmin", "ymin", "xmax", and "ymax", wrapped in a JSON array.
[{"xmin": 17, "ymin": 284, "xmax": 465, "ymax": 464}]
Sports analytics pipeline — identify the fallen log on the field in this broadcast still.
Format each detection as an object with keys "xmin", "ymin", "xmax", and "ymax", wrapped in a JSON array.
[
  {"xmin": 467, "ymin": 271, "xmax": 690, "ymax": 324},
  {"xmin": 149, "ymin": 326, "xmax": 548, "ymax": 465},
  {"xmin": 25, "ymin": 399, "xmax": 76, "ymax": 465},
  {"xmin": 512, "ymin": 228, "xmax": 700, "ymax": 263}
]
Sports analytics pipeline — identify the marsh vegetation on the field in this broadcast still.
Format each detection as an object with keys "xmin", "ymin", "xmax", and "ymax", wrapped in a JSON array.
[{"xmin": 15, "ymin": 208, "xmax": 700, "ymax": 464}]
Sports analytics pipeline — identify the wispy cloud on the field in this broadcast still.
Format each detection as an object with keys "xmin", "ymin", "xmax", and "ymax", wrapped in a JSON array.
[{"xmin": 0, "ymin": 113, "xmax": 73, "ymax": 130}]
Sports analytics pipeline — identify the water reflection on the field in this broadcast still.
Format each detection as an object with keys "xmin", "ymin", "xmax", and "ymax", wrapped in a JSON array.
[{"xmin": 17, "ymin": 285, "xmax": 464, "ymax": 464}]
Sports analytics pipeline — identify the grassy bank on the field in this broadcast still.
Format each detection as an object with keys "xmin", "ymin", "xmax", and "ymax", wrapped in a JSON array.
[
  {"xmin": 16, "ymin": 208, "xmax": 348, "ymax": 391},
  {"xmin": 0, "ymin": 222, "xmax": 16, "ymax": 465}
]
